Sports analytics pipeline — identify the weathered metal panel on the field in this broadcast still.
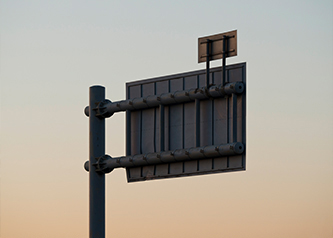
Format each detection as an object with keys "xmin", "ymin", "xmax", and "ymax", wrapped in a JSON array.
[{"xmin": 125, "ymin": 62, "xmax": 246, "ymax": 182}]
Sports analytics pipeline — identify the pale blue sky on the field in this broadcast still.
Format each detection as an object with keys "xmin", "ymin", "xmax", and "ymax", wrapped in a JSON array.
[{"xmin": 1, "ymin": 1, "xmax": 332, "ymax": 237}]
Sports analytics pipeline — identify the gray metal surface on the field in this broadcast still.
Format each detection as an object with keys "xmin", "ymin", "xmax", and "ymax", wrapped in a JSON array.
[{"xmin": 125, "ymin": 62, "xmax": 246, "ymax": 182}]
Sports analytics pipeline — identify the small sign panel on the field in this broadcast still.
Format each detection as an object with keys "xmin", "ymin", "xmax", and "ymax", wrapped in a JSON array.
[
  {"xmin": 198, "ymin": 30, "xmax": 237, "ymax": 63},
  {"xmin": 125, "ymin": 62, "xmax": 246, "ymax": 182}
]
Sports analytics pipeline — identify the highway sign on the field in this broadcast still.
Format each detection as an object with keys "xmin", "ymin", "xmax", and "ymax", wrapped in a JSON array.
[{"xmin": 125, "ymin": 62, "xmax": 246, "ymax": 182}]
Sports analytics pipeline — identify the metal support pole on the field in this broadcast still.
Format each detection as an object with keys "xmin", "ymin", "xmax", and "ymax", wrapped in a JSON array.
[
  {"xmin": 206, "ymin": 40, "xmax": 210, "ymax": 87},
  {"xmin": 89, "ymin": 86, "xmax": 106, "ymax": 238},
  {"xmin": 126, "ymin": 110, "xmax": 131, "ymax": 156},
  {"xmin": 195, "ymin": 99, "xmax": 200, "ymax": 147},
  {"xmin": 159, "ymin": 104, "xmax": 165, "ymax": 151},
  {"xmin": 222, "ymin": 36, "xmax": 227, "ymax": 84}
]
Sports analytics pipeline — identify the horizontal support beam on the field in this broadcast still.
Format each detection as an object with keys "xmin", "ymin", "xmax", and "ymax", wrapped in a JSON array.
[
  {"xmin": 84, "ymin": 82, "xmax": 245, "ymax": 118},
  {"xmin": 84, "ymin": 142, "xmax": 245, "ymax": 173},
  {"xmin": 199, "ymin": 34, "xmax": 235, "ymax": 44},
  {"xmin": 201, "ymin": 49, "xmax": 235, "ymax": 58}
]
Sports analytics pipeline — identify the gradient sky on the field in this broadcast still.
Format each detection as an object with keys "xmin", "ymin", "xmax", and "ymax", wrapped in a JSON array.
[{"xmin": 1, "ymin": 0, "xmax": 332, "ymax": 238}]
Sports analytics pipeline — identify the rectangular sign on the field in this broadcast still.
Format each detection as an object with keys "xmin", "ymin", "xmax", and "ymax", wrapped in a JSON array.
[
  {"xmin": 198, "ymin": 30, "xmax": 237, "ymax": 63},
  {"xmin": 125, "ymin": 62, "xmax": 246, "ymax": 182}
]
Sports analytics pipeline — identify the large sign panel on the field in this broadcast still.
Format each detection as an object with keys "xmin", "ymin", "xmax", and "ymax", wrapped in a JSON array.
[{"xmin": 125, "ymin": 62, "xmax": 246, "ymax": 182}]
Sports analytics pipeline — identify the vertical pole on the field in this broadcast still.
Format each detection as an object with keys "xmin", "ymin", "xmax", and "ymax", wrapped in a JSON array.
[
  {"xmin": 222, "ymin": 36, "xmax": 227, "ymax": 84},
  {"xmin": 126, "ymin": 110, "xmax": 131, "ymax": 156},
  {"xmin": 89, "ymin": 86, "xmax": 106, "ymax": 238},
  {"xmin": 159, "ymin": 104, "xmax": 165, "ymax": 151},
  {"xmin": 206, "ymin": 40, "xmax": 210, "ymax": 87},
  {"xmin": 195, "ymin": 99, "xmax": 200, "ymax": 147}
]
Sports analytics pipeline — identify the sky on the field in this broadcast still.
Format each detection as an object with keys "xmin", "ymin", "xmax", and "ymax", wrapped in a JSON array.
[{"xmin": 0, "ymin": 0, "xmax": 332, "ymax": 237}]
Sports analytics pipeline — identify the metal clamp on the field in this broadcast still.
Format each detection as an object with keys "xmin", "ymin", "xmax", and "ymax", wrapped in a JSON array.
[{"xmin": 92, "ymin": 155, "xmax": 113, "ymax": 174}]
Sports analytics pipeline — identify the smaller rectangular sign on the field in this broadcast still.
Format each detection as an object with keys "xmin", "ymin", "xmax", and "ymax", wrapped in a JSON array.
[{"xmin": 198, "ymin": 30, "xmax": 237, "ymax": 63}]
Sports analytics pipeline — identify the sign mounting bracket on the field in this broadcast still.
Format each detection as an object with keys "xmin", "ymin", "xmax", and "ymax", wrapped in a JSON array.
[{"xmin": 198, "ymin": 30, "xmax": 237, "ymax": 85}]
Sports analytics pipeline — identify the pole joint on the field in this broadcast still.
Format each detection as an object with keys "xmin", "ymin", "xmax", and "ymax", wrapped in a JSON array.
[
  {"xmin": 85, "ymin": 99, "xmax": 113, "ymax": 118},
  {"xmin": 94, "ymin": 99, "xmax": 113, "ymax": 118},
  {"xmin": 91, "ymin": 155, "xmax": 113, "ymax": 174}
]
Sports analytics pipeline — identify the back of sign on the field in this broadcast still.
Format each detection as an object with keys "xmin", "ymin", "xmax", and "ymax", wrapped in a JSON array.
[{"xmin": 125, "ymin": 62, "xmax": 246, "ymax": 182}]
